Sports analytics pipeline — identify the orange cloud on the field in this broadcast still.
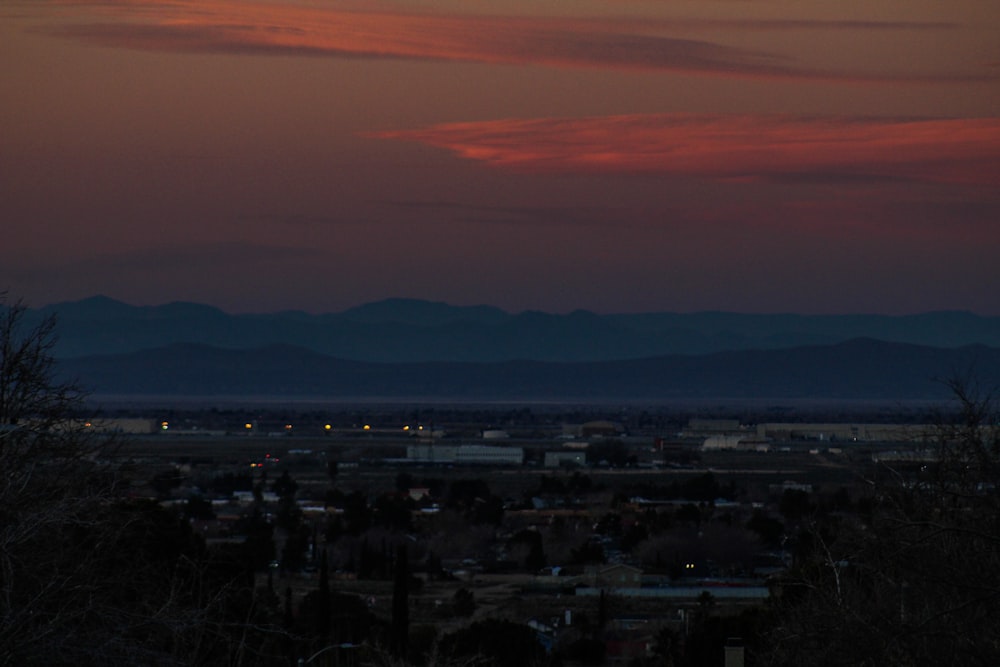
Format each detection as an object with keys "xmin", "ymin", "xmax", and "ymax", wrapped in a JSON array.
[
  {"xmin": 37, "ymin": 0, "xmax": 987, "ymax": 83},
  {"xmin": 371, "ymin": 115, "xmax": 1000, "ymax": 186}
]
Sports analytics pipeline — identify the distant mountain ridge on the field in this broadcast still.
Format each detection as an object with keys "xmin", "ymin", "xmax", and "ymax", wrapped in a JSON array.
[
  {"xmin": 58, "ymin": 338, "xmax": 1000, "ymax": 401},
  {"xmin": 18, "ymin": 296, "xmax": 1000, "ymax": 363}
]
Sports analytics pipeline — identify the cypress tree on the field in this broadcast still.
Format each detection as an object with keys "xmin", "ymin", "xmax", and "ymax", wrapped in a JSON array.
[
  {"xmin": 391, "ymin": 544, "xmax": 409, "ymax": 657},
  {"xmin": 317, "ymin": 549, "xmax": 331, "ymax": 642}
]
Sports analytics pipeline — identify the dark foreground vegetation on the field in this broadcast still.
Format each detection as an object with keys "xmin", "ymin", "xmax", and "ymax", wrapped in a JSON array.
[{"xmin": 3, "ymin": 297, "xmax": 1000, "ymax": 665}]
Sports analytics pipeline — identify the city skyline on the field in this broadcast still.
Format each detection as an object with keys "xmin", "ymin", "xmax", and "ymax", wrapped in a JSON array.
[{"xmin": 3, "ymin": 0, "xmax": 999, "ymax": 315}]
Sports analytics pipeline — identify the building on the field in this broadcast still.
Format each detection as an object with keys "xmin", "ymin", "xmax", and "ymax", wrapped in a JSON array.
[
  {"xmin": 756, "ymin": 423, "xmax": 933, "ymax": 443},
  {"xmin": 406, "ymin": 444, "xmax": 524, "ymax": 465},
  {"xmin": 702, "ymin": 435, "xmax": 771, "ymax": 452},
  {"xmin": 563, "ymin": 420, "xmax": 625, "ymax": 439},
  {"xmin": 769, "ymin": 480, "xmax": 813, "ymax": 494}
]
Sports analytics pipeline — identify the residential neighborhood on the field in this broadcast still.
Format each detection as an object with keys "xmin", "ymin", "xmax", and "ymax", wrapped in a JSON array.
[{"xmin": 92, "ymin": 405, "xmax": 970, "ymax": 665}]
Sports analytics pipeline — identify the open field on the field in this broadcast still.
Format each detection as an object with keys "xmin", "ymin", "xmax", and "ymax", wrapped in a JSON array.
[{"xmin": 116, "ymin": 432, "xmax": 865, "ymax": 504}]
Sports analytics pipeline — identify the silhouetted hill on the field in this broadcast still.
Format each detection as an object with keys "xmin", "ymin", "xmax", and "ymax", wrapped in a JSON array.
[
  {"xmin": 340, "ymin": 298, "xmax": 508, "ymax": 326},
  {"xmin": 58, "ymin": 339, "xmax": 1000, "ymax": 401},
  {"xmin": 24, "ymin": 297, "xmax": 1000, "ymax": 363}
]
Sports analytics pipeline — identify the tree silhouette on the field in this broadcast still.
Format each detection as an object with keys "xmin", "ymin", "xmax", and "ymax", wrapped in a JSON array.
[
  {"xmin": 765, "ymin": 377, "xmax": 1000, "ymax": 666},
  {"xmin": 452, "ymin": 588, "xmax": 475, "ymax": 616},
  {"xmin": 391, "ymin": 544, "xmax": 410, "ymax": 658},
  {"xmin": 0, "ymin": 298, "xmax": 126, "ymax": 661},
  {"xmin": 318, "ymin": 550, "xmax": 331, "ymax": 642},
  {"xmin": 438, "ymin": 619, "xmax": 547, "ymax": 667},
  {"xmin": 0, "ymin": 297, "xmax": 288, "ymax": 664}
]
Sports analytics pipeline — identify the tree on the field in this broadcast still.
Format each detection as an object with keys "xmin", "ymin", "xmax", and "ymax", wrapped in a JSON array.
[
  {"xmin": 562, "ymin": 637, "xmax": 606, "ymax": 665},
  {"xmin": 586, "ymin": 440, "xmax": 632, "ymax": 467},
  {"xmin": 571, "ymin": 539, "xmax": 607, "ymax": 565},
  {"xmin": 746, "ymin": 510, "xmax": 784, "ymax": 549},
  {"xmin": 764, "ymin": 378, "xmax": 1000, "ymax": 666},
  {"xmin": 0, "ymin": 297, "xmax": 289, "ymax": 664},
  {"xmin": 317, "ymin": 550, "xmax": 331, "ymax": 642},
  {"xmin": 650, "ymin": 626, "xmax": 683, "ymax": 667},
  {"xmin": 391, "ymin": 544, "xmax": 410, "ymax": 658},
  {"xmin": 184, "ymin": 493, "xmax": 216, "ymax": 520},
  {"xmin": 778, "ymin": 488, "xmax": 813, "ymax": 522},
  {"xmin": 395, "ymin": 471, "xmax": 414, "ymax": 492},
  {"xmin": 272, "ymin": 469, "xmax": 299, "ymax": 499},
  {"xmin": 452, "ymin": 588, "xmax": 475, "ymax": 616},
  {"xmin": 0, "ymin": 298, "xmax": 126, "ymax": 661},
  {"xmin": 374, "ymin": 492, "xmax": 414, "ymax": 531},
  {"xmin": 150, "ymin": 466, "xmax": 183, "ymax": 497},
  {"xmin": 508, "ymin": 529, "xmax": 546, "ymax": 571},
  {"xmin": 0, "ymin": 298, "xmax": 82, "ymax": 429},
  {"xmin": 437, "ymin": 619, "xmax": 547, "ymax": 667}
]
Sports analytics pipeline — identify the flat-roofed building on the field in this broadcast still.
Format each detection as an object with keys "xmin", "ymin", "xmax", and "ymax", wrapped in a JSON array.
[{"xmin": 406, "ymin": 444, "xmax": 523, "ymax": 465}]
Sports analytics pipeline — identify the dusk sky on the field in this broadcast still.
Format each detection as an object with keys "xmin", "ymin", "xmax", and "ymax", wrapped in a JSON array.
[{"xmin": 3, "ymin": 0, "xmax": 999, "ymax": 315}]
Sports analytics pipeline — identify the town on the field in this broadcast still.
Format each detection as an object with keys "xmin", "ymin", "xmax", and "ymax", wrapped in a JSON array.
[{"xmin": 78, "ymin": 402, "xmax": 968, "ymax": 666}]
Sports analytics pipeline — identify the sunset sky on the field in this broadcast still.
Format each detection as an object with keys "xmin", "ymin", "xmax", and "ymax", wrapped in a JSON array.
[{"xmin": 3, "ymin": 0, "xmax": 999, "ymax": 315}]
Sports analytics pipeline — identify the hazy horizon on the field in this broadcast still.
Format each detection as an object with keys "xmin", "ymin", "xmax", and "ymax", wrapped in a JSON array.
[{"xmin": 25, "ymin": 293, "xmax": 1000, "ymax": 319}]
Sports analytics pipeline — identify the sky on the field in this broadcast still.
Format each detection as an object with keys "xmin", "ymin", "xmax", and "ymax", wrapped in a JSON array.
[{"xmin": 2, "ymin": 0, "xmax": 999, "ymax": 315}]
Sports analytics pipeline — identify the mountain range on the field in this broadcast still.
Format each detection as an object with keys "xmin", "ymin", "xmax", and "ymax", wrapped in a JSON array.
[
  {"xmin": 20, "ymin": 296, "xmax": 1000, "ymax": 401},
  {"xmin": 26, "ymin": 295, "xmax": 1000, "ymax": 362},
  {"xmin": 57, "ymin": 338, "xmax": 1000, "ymax": 401}
]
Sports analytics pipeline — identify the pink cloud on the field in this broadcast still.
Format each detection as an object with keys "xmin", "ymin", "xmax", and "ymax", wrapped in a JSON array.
[
  {"xmin": 35, "ymin": 0, "xmax": 989, "ymax": 83},
  {"xmin": 371, "ymin": 114, "xmax": 1000, "ymax": 186}
]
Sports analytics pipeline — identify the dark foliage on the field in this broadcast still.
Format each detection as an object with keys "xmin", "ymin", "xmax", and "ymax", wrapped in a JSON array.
[
  {"xmin": 438, "ymin": 619, "xmax": 547, "ymax": 667},
  {"xmin": 508, "ymin": 529, "xmax": 547, "ymax": 571},
  {"xmin": 391, "ymin": 544, "xmax": 410, "ymax": 657},
  {"xmin": 563, "ymin": 637, "xmax": 606, "ymax": 665},
  {"xmin": 632, "ymin": 473, "xmax": 737, "ymax": 503},
  {"xmin": 209, "ymin": 471, "xmax": 255, "ymax": 495},
  {"xmin": 764, "ymin": 379, "xmax": 1000, "ymax": 666},
  {"xmin": 570, "ymin": 540, "xmax": 607, "ymax": 565},
  {"xmin": 452, "ymin": 588, "xmax": 475, "ymax": 616},
  {"xmin": 746, "ymin": 510, "xmax": 784, "ymax": 549},
  {"xmin": 0, "ymin": 299, "xmax": 296, "ymax": 664}
]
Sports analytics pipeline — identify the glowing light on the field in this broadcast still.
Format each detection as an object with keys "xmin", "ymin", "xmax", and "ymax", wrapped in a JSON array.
[
  {"xmin": 245, "ymin": 423, "xmax": 253, "ymax": 430},
  {"xmin": 161, "ymin": 421, "xmax": 169, "ymax": 430},
  {"xmin": 363, "ymin": 424, "xmax": 371, "ymax": 431},
  {"xmin": 324, "ymin": 424, "xmax": 332, "ymax": 431}
]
